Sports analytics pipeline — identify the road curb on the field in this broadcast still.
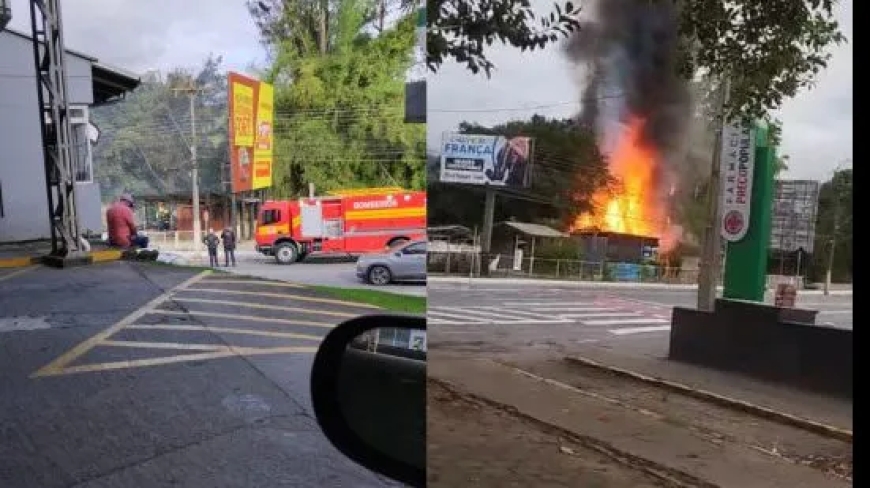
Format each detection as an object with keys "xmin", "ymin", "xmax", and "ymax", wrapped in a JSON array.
[
  {"xmin": 563, "ymin": 355, "xmax": 852, "ymax": 443},
  {"xmin": 0, "ymin": 250, "xmax": 122, "ymax": 269},
  {"xmin": 0, "ymin": 256, "xmax": 40, "ymax": 268},
  {"xmin": 428, "ymin": 276, "xmax": 853, "ymax": 295},
  {"xmin": 429, "ymin": 376, "xmax": 717, "ymax": 488}
]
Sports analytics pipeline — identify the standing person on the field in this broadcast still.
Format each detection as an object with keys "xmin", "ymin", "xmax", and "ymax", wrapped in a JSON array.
[
  {"xmin": 220, "ymin": 226, "xmax": 237, "ymax": 267},
  {"xmin": 106, "ymin": 193, "xmax": 149, "ymax": 249},
  {"xmin": 203, "ymin": 228, "xmax": 220, "ymax": 267}
]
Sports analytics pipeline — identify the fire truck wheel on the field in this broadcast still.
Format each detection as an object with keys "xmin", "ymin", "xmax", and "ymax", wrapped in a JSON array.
[
  {"xmin": 274, "ymin": 242, "xmax": 299, "ymax": 264},
  {"xmin": 367, "ymin": 265, "xmax": 393, "ymax": 286}
]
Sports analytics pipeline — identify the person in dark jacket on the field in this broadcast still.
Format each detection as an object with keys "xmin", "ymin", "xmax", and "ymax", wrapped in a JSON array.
[
  {"xmin": 203, "ymin": 228, "xmax": 220, "ymax": 267},
  {"xmin": 220, "ymin": 226, "xmax": 237, "ymax": 267}
]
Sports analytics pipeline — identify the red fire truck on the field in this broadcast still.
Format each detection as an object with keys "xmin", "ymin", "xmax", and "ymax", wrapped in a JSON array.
[{"xmin": 255, "ymin": 188, "xmax": 427, "ymax": 264}]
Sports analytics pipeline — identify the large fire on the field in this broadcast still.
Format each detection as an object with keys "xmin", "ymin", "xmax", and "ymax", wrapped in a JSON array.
[{"xmin": 572, "ymin": 116, "xmax": 671, "ymax": 241}]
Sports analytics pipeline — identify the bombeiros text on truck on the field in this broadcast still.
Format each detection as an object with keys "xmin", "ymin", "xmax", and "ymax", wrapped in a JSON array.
[{"xmin": 255, "ymin": 187, "xmax": 427, "ymax": 264}]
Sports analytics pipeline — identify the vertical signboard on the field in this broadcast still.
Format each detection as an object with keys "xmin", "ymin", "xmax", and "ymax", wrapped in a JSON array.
[
  {"xmin": 228, "ymin": 72, "xmax": 274, "ymax": 193},
  {"xmin": 719, "ymin": 120, "xmax": 756, "ymax": 242}
]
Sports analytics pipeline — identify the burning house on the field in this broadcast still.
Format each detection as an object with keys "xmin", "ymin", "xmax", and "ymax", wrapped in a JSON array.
[
  {"xmin": 565, "ymin": 0, "xmax": 691, "ymax": 256},
  {"xmin": 573, "ymin": 230, "xmax": 659, "ymax": 264}
]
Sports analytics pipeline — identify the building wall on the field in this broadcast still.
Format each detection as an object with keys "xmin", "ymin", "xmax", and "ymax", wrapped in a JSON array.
[{"xmin": 0, "ymin": 31, "xmax": 99, "ymax": 242}]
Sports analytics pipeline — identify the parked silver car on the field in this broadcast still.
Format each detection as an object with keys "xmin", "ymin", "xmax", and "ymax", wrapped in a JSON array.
[{"xmin": 356, "ymin": 240, "xmax": 427, "ymax": 285}]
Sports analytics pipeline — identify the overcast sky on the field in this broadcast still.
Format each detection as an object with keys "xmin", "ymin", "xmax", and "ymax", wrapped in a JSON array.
[
  {"xmin": 429, "ymin": 0, "xmax": 853, "ymax": 182},
  {"xmin": 7, "ymin": 0, "xmax": 851, "ymax": 181},
  {"xmin": 7, "ymin": 0, "xmax": 265, "ymax": 75}
]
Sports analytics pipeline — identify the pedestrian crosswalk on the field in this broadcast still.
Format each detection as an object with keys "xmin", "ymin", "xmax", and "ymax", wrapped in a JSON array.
[{"xmin": 427, "ymin": 299, "xmax": 672, "ymax": 336}]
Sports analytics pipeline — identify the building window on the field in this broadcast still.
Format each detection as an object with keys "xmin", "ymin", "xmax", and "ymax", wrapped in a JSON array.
[{"xmin": 69, "ymin": 105, "xmax": 93, "ymax": 183}]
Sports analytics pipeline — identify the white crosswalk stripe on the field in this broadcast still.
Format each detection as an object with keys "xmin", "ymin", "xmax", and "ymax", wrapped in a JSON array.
[{"xmin": 428, "ymin": 300, "xmax": 672, "ymax": 335}]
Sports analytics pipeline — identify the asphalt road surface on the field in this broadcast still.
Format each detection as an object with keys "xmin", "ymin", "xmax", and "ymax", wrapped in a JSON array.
[
  {"xmin": 0, "ymin": 262, "xmax": 401, "ymax": 488},
  {"xmin": 160, "ymin": 251, "xmax": 425, "ymax": 297},
  {"xmin": 427, "ymin": 281, "xmax": 852, "ymax": 359}
]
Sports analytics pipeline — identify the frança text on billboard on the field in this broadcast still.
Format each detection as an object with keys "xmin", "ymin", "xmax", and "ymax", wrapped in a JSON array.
[
  {"xmin": 228, "ymin": 72, "xmax": 274, "ymax": 193},
  {"xmin": 439, "ymin": 133, "xmax": 534, "ymax": 188}
]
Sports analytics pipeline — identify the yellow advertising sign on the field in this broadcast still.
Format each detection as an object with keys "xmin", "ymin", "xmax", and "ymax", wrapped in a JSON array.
[
  {"xmin": 252, "ymin": 82, "xmax": 274, "ymax": 190},
  {"xmin": 232, "ymin": 82, "xmax": 255, "ymax": 147}
]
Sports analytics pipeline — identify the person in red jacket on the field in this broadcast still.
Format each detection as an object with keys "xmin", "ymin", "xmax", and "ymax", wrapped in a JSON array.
[{"xmin": 106, "ymin": 193, "xmax": 150, "ymax": 249}]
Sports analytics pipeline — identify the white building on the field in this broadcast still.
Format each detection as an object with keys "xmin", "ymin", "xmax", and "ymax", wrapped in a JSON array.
[{"xmin": 0, "ymin": 27, "xmax": 140, "ymax": 242}]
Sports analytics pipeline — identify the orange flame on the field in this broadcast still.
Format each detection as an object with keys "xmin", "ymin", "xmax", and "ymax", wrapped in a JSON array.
[{"xmin": 572, "ymin": 116, "xmax": 668, "ymax": 239}]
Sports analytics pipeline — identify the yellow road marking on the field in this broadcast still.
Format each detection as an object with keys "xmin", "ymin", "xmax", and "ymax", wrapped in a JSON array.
[
  {"xmin": 101, "ymin": 340, "xmax": 230, "ymax": 351},
  {"xmin": 170, "ymin": 297, "xmax": 358, "ymax": 318},
  {"xmin": 152, "ymin": 309, "xmax": 337, "ymax": 328},
  {"xmin": 0, "ymin": 265, "xmax": 37, "ymax": 281},
  {"xmin": 199, "ymin": 279, "xmax": 305, "ymax": 288},
  {"xmin": 127, "ymin": 324, "xmax": 324, "ymax": 341},
  {"xmin": 31, "ymin": 270, "xmax": 212, "ymax": 378},
  {"xmin": 182, "ymin": 287, "xmax": 381, "ymax": 309},
  {"xmin": 38, "ymin": 346, "xmax": 319, "ymax": 377},
  {"xmin": 0, "ymin": 257, "xmax": 37, "ymax": 269}
]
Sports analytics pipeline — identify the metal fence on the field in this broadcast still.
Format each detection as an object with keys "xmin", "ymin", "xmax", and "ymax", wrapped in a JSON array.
[
  {"xmin": 427, "ymin": 251, "xmax": 703, "ymax": 284},
  {"xmin": 139, "ymin": 230, "xmax": 256, "ymax": 251}
]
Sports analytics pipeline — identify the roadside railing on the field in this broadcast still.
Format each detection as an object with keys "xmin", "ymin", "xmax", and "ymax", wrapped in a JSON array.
[
  {"xmin": 140, "ymin": 231, "xmax": 256, "ymax": 251},
  {"xmin": 427, "ymin": 251, "xmax": 703, "ymax": 284}
]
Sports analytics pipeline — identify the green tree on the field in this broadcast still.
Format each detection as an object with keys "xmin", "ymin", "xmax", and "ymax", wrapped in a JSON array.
[
  {"xmin": 428, "ymin": 115, "xmax": 607, "ymax": 227},
  {"xmin": 259, "ymin": 0, "xmax": 425, "ymax": 197},
  {"xmin": 427, "ymin": 0, "xmax": 582, "ymax": 75},
  {"xmin": 679, "ymin": 0, "xmax": 846, "ymax": 119},
  {"xmin": 810, "ymin": 168, "xmax": 852, "ymax": 283},
  {"xmin": 92, "ymin": 55, "xmax": 229, "ymax": 200},
  {"xmin": 765, "ymin": 117, "xmax": 791, "ymax": 176}
]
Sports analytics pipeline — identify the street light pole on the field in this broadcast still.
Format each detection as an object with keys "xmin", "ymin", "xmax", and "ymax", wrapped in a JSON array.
[{"xmin": 696, "ymin": 77, "xmax": 731, "ymax": 311}]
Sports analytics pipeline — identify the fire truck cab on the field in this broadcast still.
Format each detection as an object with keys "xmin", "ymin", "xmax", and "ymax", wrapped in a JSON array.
[{"xmin": 255, "ymin": 188, "xmax": 427, "ymax": 264}]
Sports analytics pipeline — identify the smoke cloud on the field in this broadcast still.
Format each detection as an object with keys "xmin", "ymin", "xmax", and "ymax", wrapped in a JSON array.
[{"xmin": 565, "ymin": 0, "xmax": 691, "ymax": 169}]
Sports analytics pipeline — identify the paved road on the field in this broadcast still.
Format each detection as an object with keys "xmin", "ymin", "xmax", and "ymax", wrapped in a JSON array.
[
  {"xmin": 427, "ymin": 281, "xmax": 852, "ymax": 359},
  {"xmin": 159, "ymin": 251, "xmax": 425, "ymax": 297},
  {"xmin": 0, "ymin": 262, "xmax": 399, "ymax": 488}
]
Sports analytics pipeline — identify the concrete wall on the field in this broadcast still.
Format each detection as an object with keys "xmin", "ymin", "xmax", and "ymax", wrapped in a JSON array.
[
  {"xmin": 0, "ymin": 31, "xmax": 98, "ymax": 242},
  {"xmin": 669, "ymin": 299, "xmax": 852, "ymax": 399}
]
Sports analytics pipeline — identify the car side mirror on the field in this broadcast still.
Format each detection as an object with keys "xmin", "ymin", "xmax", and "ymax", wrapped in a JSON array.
[
  {"xmin": 394, "ymin": 252, "xmax": 402, "ymax": 257},
  {"xmin": 310, "ymin": 314, "xmax": 426, "ymax": 488}
]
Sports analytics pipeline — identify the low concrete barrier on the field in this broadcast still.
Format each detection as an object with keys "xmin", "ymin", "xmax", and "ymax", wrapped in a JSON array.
[{"xmin": 669, "ymin": 299, "xmax": 852, "ymax": 399}]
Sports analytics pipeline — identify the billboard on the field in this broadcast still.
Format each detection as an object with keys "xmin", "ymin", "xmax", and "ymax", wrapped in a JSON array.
[
  {"xmin": 770, "ymin": 180, "xmax": 820, "ymax": 253},
  {"xmin": 719, "ymin": 120, "xmax": 756, "ymax": 242},
  {"xmin": 228, "ymin": 72, "xmax": 274, "ymax": 193},
  {"xmin": 439, "ymin": 133, "xmax": 533, "ymax": 187}
]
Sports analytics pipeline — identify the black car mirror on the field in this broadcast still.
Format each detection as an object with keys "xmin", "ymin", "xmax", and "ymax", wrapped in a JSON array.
[
  {"xmin": 394, "ymin": 252, "xmax": 403, "ymax": 257},
  {"xmin": 310, "ymin": 314, "xmax": 426, "ymax": 488}
]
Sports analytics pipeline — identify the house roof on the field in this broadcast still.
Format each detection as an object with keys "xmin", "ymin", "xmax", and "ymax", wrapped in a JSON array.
[
  {"xmin": 498, "ymin": 221, "xmax": 568, "ymax": 238},
  {"xmin": 2, "ymin": 27, "xmax": 140, "ymax": 105}
]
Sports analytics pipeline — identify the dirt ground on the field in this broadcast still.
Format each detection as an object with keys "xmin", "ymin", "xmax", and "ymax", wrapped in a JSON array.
[
  {"xmin": 427, "ymin": 352, "xmax": 852, "ymax": 488},
  {"xmin": 427, "ymin": 379, "xmax": 674, "ymax": 488},
  {"xmin": 511, "ymin": 358, "xmax": 853, "ymax": 482}
]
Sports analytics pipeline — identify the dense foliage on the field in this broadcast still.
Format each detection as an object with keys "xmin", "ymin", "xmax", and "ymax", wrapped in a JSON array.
[
  {"xmin": 92, "ymin": 0, "xmax": 424, "ymax": 202},
  {"xmin": 92, "ymin": 55, "xmax": 229, "ymax": 200},
  {"xmin": 248, "ymin": 0, "xmax": 425, "ymax": 197},
  {"xmin": 808, "ymin": 168, "xmax": 852, "ymax": 282}
]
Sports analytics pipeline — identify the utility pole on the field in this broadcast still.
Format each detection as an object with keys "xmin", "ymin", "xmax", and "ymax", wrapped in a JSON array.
[
  {"xmin": 696, "ymin": 77, "xmax": 731, "ymax": 311},
  {"xmin": 173, "ymin": 82, "xmax": 203, "ymax": 252},
  {"xmin": 28, "ymin": 0, "xmax": 90, "ymax": 266}
]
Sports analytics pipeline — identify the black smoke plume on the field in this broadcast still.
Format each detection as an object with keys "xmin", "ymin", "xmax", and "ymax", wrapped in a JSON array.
[{"xmin": 565, "ymin": 0, "xmax": 691, "ymax": 160}]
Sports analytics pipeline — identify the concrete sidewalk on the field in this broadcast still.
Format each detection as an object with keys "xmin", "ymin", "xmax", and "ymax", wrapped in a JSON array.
[
  {"xmin": 428, "ymin": 275, "xmax": 853, "ymax": 295},
  {"xmin": 560, "ymin": 345, "xmax": 852, "ymax": 431},
  {"xmin": 429, "ymin": 353, "xmax": 851, "ymax": 488}
]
